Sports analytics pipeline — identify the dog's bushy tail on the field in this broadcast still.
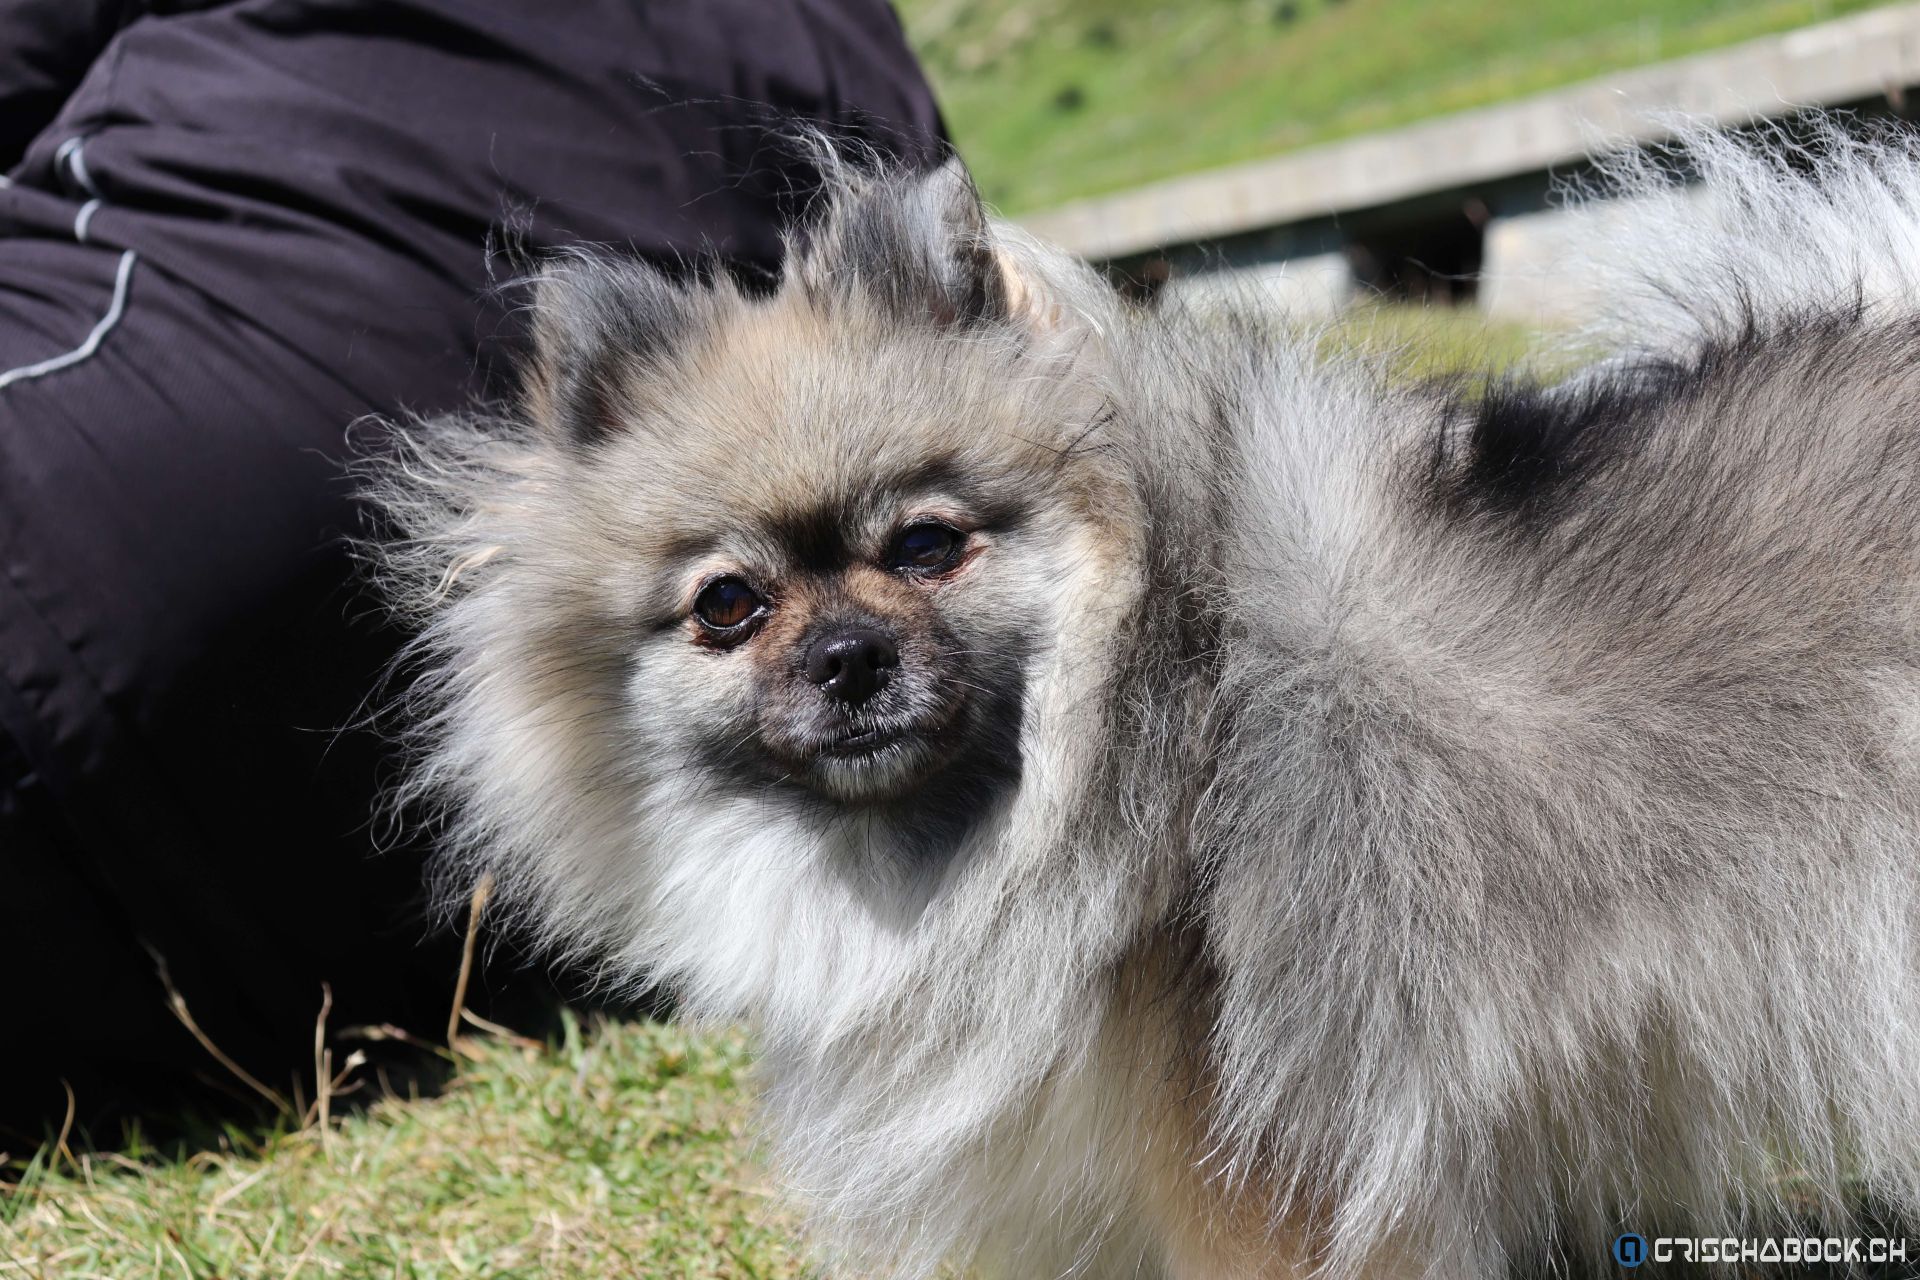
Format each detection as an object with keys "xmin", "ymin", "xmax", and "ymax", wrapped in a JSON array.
[{"xmin": 1565, "ymin": 113, "xmax": 1920, "ymax": 360}]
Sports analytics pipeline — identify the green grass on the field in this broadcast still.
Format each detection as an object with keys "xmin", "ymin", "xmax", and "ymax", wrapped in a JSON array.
[
  {"xmin": 895, "ymin": 0, "xmax": 1898, "ymax": 211},
  {"xmin": 0, "ymin": 1014, "xmax": 805, "ymax": 1280},
  {"xmin": 1326, "ymin": 301, "xmax": 1543, "ymax": 381}
]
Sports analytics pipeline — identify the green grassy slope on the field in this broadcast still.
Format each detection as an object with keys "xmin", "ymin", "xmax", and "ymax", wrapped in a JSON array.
[
  {"xmin": 1, "ymin": 1016, "xmax": 805, "ymax": 1280},
  {"xmin": 895, "ymin": 0, "xmax": 1896, "ymax": 211}
]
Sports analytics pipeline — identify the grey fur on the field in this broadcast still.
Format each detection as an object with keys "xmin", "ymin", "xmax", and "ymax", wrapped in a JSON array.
[{"xmin": 365, "ymin": 126, "xmax": 1920, "ymax": 1277}]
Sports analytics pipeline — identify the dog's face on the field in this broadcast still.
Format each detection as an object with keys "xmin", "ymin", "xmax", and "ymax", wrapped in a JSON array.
[
  {"xmin": 511, "ymin": 165, "xmax": 1131, "ymax": 827},
  {"xmin": 603, "ymin": 346, "xmax": 1045, "ymax": 809},
  {"xmin": 636, "ymin": 468, "xmax": 1013, "ymax": 806}
]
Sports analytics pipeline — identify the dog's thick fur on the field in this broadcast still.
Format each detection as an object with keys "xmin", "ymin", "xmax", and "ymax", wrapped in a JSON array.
[{"xmin": 368, "ymin": 120, "xmax": 1920, "ymax": 1278}]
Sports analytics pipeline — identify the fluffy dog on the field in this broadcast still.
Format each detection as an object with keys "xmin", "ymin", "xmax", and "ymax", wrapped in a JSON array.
[{"xmin": 368, "ymin": 121, "xmax": 1920, "ymax": 1277}]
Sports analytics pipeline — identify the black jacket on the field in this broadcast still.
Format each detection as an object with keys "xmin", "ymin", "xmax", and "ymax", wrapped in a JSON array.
[{"xmin": 0, "ymin": 0, "xmax": 942, "ymax": 1133}]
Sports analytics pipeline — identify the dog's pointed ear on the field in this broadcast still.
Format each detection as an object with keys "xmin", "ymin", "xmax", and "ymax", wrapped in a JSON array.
[
  {"xmin": 520, "ymin": 255, "xmax": 701, "ymax": 448},
  {"xmin": 801, "ymin": 157, "xmax": 1063, "ymax": 336}
]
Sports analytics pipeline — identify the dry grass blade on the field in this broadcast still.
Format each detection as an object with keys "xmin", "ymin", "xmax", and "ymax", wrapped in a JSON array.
[
  {"xmin": 308, "ymin": 985, "xmax": 333, "ymax": 1142},
  {"xmin": 447, "ymin": 872, "xmax": 495, "ymax": 1055},
  {"xmin": 51, "ymin": 1084, "xmax": 76, "ymax": 1178},
  {"xmin": 147, "ymin": 948, "xmax": 292, "ymax": 1118}
]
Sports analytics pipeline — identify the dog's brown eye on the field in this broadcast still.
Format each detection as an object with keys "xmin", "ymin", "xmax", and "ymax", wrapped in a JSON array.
[
  {"xmin": 888, "ymin": 521, "xmax": 964, "ymax": 573},
  {"xmin": 692, "ymin": 577, "xmax": 762, "ymax": 631}
]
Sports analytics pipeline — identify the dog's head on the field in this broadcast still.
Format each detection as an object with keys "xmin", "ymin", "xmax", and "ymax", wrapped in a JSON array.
[
  {"xmin": 377, "ymin": 160, "xmax": 1152, "ymax": 982},
  {"xmin": 508, "ymin": 162, "xmax": 1133, "ymax": 816}
]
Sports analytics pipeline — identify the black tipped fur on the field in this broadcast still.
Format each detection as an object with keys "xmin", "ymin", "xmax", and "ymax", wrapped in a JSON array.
[
  {"xmin": 1425, "ymin": 365, "xmax": 1674, "ymax": 524},
  {"xmin": 1421, "ymin": 307, "xmax": 1882, "ymax": 527},
  {"xmin": 802, "ymin": 158, "xmax": 1014, "ymax": 330},
  {"xmin": 524, "ymin": 256, "xmax": 704, "ymax": 448}
]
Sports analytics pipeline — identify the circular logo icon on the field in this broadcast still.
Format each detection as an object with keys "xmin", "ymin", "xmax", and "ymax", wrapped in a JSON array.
[{"xmin": 1613, "ymin": 1234, "xmax": 1648, "ymax": 1268}]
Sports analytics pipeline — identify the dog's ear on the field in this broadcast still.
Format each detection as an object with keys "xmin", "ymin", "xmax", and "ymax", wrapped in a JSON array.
[
  {"xmin": 801, "ymin": 157, "xmax": 1063, "ymax": 336},
  {"xmin": 520, "ymin": 255, "xmax": 701, "ymax": 448}
]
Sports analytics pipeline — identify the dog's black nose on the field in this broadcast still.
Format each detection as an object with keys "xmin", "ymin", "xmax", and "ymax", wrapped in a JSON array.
[{"xmin": 805, "ymin": 627, "xmax": 898, "ymax": 706}]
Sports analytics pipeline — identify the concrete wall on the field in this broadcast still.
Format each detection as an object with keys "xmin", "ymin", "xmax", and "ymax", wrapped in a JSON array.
[
  {"xmin": 1478, "ymin": 188, "xmax": 1715, "ymax": 324},
  {"xmin": 1167, "ymin": 252, "xmax": 1354, "ymax": 317}
]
